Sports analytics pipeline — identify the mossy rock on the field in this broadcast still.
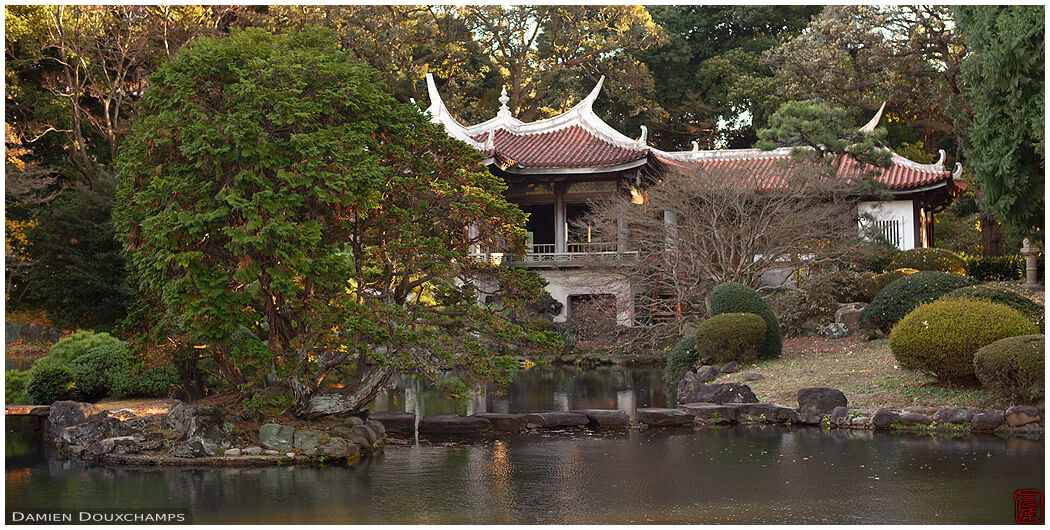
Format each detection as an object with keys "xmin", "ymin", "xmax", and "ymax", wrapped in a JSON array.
[
  {"xmin": 709, "ymin": 282, "xmax": 781, "ymax": 359},
  {"xmin": 889, "ymin": 299, "xmax": 1039, "ymax": 383},
  {"xmin": 973, "ymin": 334, "xmax": 1044, "ymax": 402}
]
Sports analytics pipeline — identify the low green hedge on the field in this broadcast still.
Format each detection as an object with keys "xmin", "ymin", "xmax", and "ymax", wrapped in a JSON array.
[
  {"xmin": 941, "ymin": 284, "xmax": 1044, "ymax": 329},
  {"xmin": 695, "ymin": 313, "xmax": 766, "ymax": 365},
  {"xmin": 859, "ymin": 271, "xmax": 979, "ymax": 331},
  {"xmin": 889, "ymin": 299, "xmax": 1039, "ymax": 383},
  {"xmin": 888, "ymin": 247, "xmax": 967, "ymax": 275},
  {"xmin": 973, "ymin": 334, "xmax": 1044, "ymax": 402},
  {"xmin": 965, "ymin": 255, "xmax": 1025, "ymax": 281},
  {"xmin": 709, "ymin": 282, "xmax": 782, "ymax": 359},
  {"xmin": 859, "ymin": 268, "xmax": 918, "ymax": 301},
  {"xmin": 663, "ymin": 335, "xmax": 698, "ymax": 384}
]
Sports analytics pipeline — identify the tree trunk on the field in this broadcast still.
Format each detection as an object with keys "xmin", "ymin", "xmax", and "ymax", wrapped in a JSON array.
[
  {"xmin": 292, "ymin": 365, "xmax": 394, "ymax": 418},
  {"xmin": 979, "ymin": 213, "xmax": 1004, "ymax": 256}
]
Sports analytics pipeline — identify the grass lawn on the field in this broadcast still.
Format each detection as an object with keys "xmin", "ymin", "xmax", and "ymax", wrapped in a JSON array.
[{"xmin": 710, "ymin": 335, "xmax": 1011, "ymax": 411}]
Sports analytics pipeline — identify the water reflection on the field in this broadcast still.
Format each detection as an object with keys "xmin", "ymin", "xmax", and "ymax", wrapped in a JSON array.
[
  {"xmin": 6, "ymin": 416, "xmax": 1043, "ymax": 524},
  {"xmin": 370, "ymin": 366, "xmax": 671, "ymax": 416}
]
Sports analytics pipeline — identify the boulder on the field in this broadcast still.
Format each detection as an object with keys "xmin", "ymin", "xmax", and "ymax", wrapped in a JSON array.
[
  {"xmin": 739, "ymin": 372, "xmax": 765, "ymax": 382},
  {"xmin": 636, "ymin": 408, "xmax": 694, "ymax": 427},
  {"xmin": 1005, "ymin": 406, "xmax": 1041, "ymax": 427},
  {"xmin": 851, "ymin": 416, "xmax": 870, "ymax": 427},
  {"xmin": 165, "ymin": 403, "xmax": 227, "ymax": 443},
  {"xmin": 79, "ymin": 436, "xmax": 141, "ymax": 460},
  {"xmin": 350, "ymin": 425, "xmax": 378, "ymax": 446},
  {"xmin": 472, "ymin": 413, "xmax": 527, "ymax": 432},
  {"xmin": 21, "ymin": 323, "xmax": 43, "ymax": 342},
  {"xmin": 293, "ymin": 429, "xmax": 322, "ymax": 457},
  {"xmin": 572, "ymin": 409, "xmax": 631, "ymax": 429},
  {"xmin": 48, "ymin": 401, "xmax": 101, "ymax": 432},
  {"xmin": 871, "ymin": 408, "xmax": 901, "ymax": 429},
  {"xmin": 900, "ymin": 412, "xmax": 933, "ymax": 426},
  {"xmin": 368, "ymin": 412, "xmax": 415, "ymax": 434},
  {"xmin": 796, "ymin": 412, "xmax": 825, "ymax": 425},
  {"xmin": 834, "ymin": 303, "xmax": 867, "ymax": 332},
  {"xmin": 224, "ymin": 448, "xmax": 242, "ymax": 457},
  {"xmin": 677, "ymin": 382, "xmax": 759, "ymax": 405},
  {"xmin": 172, "ymin": 440, "xmax": 205, "ymax": 458},
  {"xmin": 830, "ymin": 406, "xmax": 850, "ymax": 427},
  {"xmin": 932, "ymin": 407, "xmax": 975, "ymax": 425},
  {"xmin": 719, "ymin": 361, "xmax": 740, "ymax": 374},
  {"xmin": 419, "ymin": 414, "xmax": 492, "ymax": 435},
  {"xmin": 366, "ymin": 419, "xmax": 386, "ymax": 437},
  {"xmin": 5, "ymin": 322, "xmax": 21, "ymax": 344},
  {"xmin": 797, "ymin": 388, "xmax": 848, "ymax": 415},
  {"xmin": 42, "ymin": 327, "xmax": 62, "ymax": 343},
  {"xmin": 319, "ymin": 437, "xmax": 357, "ymax": 459},
  {"xmin": 523, "ymin": 412, "xmax": 590, "ymax": 428},
  {"xmin": 259, "ymin": 423, "xmax": 295, "ymax": 451},
  {"xmin": 695, "ymin": 365, "xmax": 721, "ymax": 384},
  {"xmin": 678, "ymin": 403, "xmax": 737, "ymax": 423},
  {"xmin": 56, "ymin": 413, "xmax": 135, "ymax": 446},
  {"xmin": 971, "ymin": 410, "xmax": 1005, "ymax": 430},
  {"xmin": 242, "ymin": 446, "xmax": 263, "ymax": 456},
  {"xmin": 819, "ymin": 322, "xmax": 850, "ymax": 339}
]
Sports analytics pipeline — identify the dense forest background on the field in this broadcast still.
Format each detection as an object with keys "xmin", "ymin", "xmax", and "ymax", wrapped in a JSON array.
[{"xmin": 4, "ymin": 5, "xmax": 1041, "ymax": 330}]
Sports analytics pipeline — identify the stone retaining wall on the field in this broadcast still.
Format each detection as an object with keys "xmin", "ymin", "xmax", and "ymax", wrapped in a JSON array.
[{"xmin": 5, "ymin": 321, "xmax": 64, "ymax": 344}]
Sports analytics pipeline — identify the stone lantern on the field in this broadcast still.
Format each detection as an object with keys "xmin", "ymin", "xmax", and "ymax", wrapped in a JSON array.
[{"xmin": 1020, "ymin": 236, "xmax": 1041, "ymax": 289}]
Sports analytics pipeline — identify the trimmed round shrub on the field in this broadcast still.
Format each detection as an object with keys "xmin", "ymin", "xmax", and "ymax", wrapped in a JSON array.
[
  {"xmin": 26, "ymin": 360, "xmax": 76, "ymax": 404},
  {"xmin": 695, "ymin": 313, "xmax": 766, "ymax": 365},
  {"xmin": 709, "ymin": 282, "xmax": 782, "ymax": 359},
  {"xmin": 6, "ymin": 370, "xmax": 31, "ymax": 405},
  {"xmin": 888, "ymin": 247, "xmax": 967, "ymax": 274},
  {"xmin": 941, "ymin": 284, "xmax": 1044, "ymax": 329},
  {"xmin": 973, "ymin": 334, "xmax": 1044, "ymax": 402},
  {"xmin": 47, "ymin": 330, "xmax": 124, "ymax": 364},
  {"xmin": 860, "ymin": 268, "xmax": 918, "ymax": 301},
  {"xmin": 859, "ymin": 271, "xmax": 979, "ymax": 331},
  {"xmin": 111, "ymin": 362, "xmax": 179, "ymax": 399},
  {"xmin": 67, "ymin": 341, "xmax": 178, "ymax": 401},
  {"xmin": 663, "ymin": 335, "xmax": 697, "ymax": 384},
  {"xmin": 889, "ymin": 299, "xmax": 1039, "ymax": 383}
]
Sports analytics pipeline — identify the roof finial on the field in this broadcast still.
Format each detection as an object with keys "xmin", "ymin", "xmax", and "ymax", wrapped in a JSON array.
[
  {"xmin": 690, "ymin": 140, "xmax": 700, "ymax": 160},
  {"xmin": 497, "ymin": 85, "xmax": 512, "ymax": 119},
  {"xmin": 860, "ymin": 102, "xmax": 887, "ymax": 132},
  {"xmin": 637, "ymin": 125, "xmax": 648, "ymax": 144}
]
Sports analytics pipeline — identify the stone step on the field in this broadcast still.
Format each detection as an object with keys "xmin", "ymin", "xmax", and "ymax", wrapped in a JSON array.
[
  {"xmin": 418, "ymin": 414, "xmax": 492, "ymax": 435},
  {"xmin": 636, "ymin": 408, "xmax": 695, "ymax": 427},
  {"xmin": 571, "ymin": 409, "xmax": 631, "ymax": 428},
  {"xmin": 523, "ymin": 412, "xmax": 590, "ymax": 428}
]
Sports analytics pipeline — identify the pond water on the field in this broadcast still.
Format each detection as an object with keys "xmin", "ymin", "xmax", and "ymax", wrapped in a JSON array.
[
  {"xmin": 369, "ymin": 365, "xmax": 673, "ymax": 416},
  {"xmin": 6, "ymin": 416, "xmax": 1042, "ymax": 524}
]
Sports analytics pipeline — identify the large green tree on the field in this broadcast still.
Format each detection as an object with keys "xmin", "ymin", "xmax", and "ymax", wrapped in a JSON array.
[
  {"xmin": 115, "ymin": 28, "xmax": 555, "ymax": 417},
  {"xmin": 638, "ymin": 6, "xmax": 819, "ymax": 150},
  {"xmin": 955, "ymin": 6, "xmax": 1045, "ymax": 239}
]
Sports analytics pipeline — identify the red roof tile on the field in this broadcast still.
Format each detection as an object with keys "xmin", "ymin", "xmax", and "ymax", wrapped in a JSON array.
[
  {"xmin": 475, "ymin": 125, "xmax": 648, "ymax": 169},
  {"xmin": 652, "ymin": 152, "xmax": 952, "ymax": 192}
]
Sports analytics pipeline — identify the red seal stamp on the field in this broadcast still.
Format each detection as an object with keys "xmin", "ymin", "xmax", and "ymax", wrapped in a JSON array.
[{"xmin": 1015, "ymin": 489, "xmax": 1043, "ymax": 524}]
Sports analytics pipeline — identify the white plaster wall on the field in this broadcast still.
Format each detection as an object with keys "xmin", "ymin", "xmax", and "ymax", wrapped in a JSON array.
[
  {"xmin": 536, "ymin": 269, "xmax": 634, "ymax": 326},
  {"xmin": 858, "ymin": 200, "xmax": 916, "ymax": 250}
]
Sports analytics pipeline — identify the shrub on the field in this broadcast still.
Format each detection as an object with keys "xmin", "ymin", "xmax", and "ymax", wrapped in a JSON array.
[
  {"xmin": 709, "ymin": 282, "xmax": 782, "ymax": 359},
  {"xmin": 47, "ymin": 330, "xmax": 124, "ymax": 364},
  {"xmin": 6, "ymin": 370, "xmax": 31, "ymax": 405},
  {"xmin": 663, "ymin": 335, "xmax": 698, "ymax": 384},
  {"xmin": 26, "ymin": 360, "xmax": 76, "ymax": 404},
  {"xmin": 888, "ymin": 247, "xmax": 967, "ymax": 274},
  {"xmin": 941, "ymin": 284, "xmax": 1044, "ymax": 329},
  {"xmin": 859, "ymin": 268, "xmax": 919, "ymax": 301},
  {"xmin": 859, "ymin": 271, "xmax": 979, "ymax": 331},
  {"xmin": 695, "ymin": 313, "xmax": 766, "ymax": 365},
  {"xmin": 22, "ymin": 179, "xmax": 130, "ymax": 330},
  {"xmin": 973, "ymin": 334, "xmax": 1045, "ymax": 402},
  {"xmin": 965, "ymin": 255, "xmax": 1025, "ymax": 281},
  {"xmin": 67, "ymin": 341, "xmax": 178, "ymax": 401},
  {"xmin": 773, "ymin": 269, "xmax": 880, "ymax": 336},
  {"xmin": 889, "ymin": 299, "xmax": 1038, "ymax": 383}
]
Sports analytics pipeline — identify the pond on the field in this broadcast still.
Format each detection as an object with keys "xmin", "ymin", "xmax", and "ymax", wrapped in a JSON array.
[
  {"xmin": 6, "ymin": 416, "xmax": 1042, "ymax": 524},
  {"xmin": 369, "ymin": 365, "xmax": 673, "ymax": 416}
]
